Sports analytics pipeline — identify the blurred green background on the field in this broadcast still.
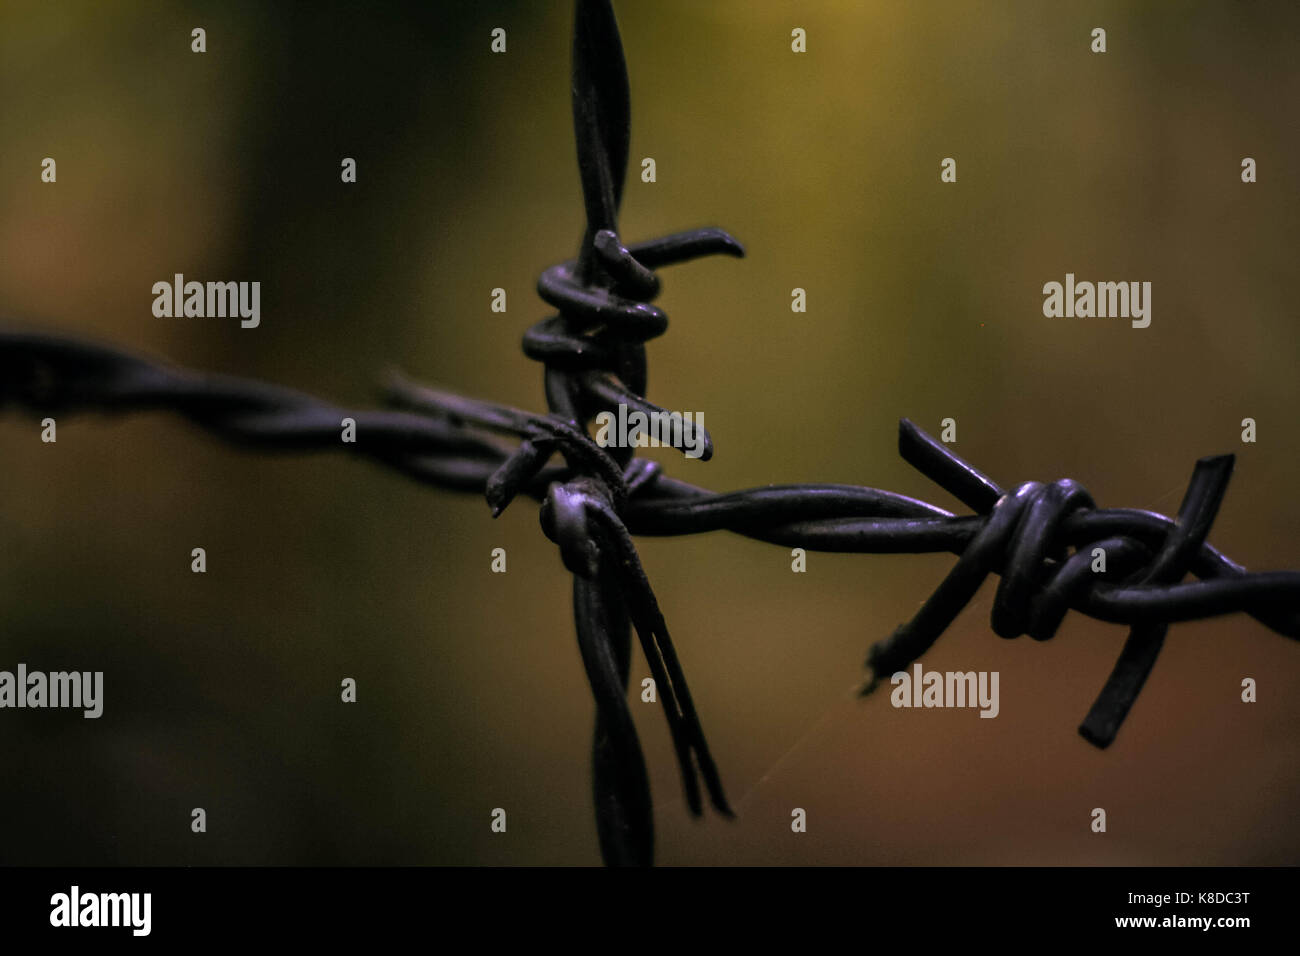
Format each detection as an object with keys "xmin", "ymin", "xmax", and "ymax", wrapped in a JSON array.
[{"xmin": 1, "ymin": 0, "xmax": 1298, "ymax": 865}]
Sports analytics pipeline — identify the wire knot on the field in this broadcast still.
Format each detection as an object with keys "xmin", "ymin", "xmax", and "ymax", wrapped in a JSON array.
[
  {"xmin": 523, "ymin": 227, "xmax": 742, "ymax": 466},
  {"xmin": 983, "ymin": 478, "xmax": 1097, "ymax": 641},
  {"xmin": 540, "ymin": 475, "xmax": 615, "ymax": 578}
]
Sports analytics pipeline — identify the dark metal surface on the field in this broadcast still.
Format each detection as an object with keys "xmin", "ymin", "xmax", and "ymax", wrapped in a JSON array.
[{"xmin": 3, "ymin": 0, "xmax": 1298, "ymax": 866}]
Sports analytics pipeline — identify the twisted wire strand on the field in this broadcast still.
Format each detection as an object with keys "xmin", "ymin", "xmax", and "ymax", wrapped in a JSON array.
[
  {"xmin": 3, "ymin": 321, "xmax": 1300, "ymax": 868},
  {"xmin": 4, "ymin": 326, "xmax": 1298, "ymax": 738}
]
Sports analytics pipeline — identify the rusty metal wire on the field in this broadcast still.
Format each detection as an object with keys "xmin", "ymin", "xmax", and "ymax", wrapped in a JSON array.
[{"xmin": 3, "ymin": 0, "xmax": 1299, "ymax": 866}]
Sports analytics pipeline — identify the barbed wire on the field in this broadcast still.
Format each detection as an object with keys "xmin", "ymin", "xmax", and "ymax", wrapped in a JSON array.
[{"xmin": 3, "ymin": 0, "xmax": 1298, "ymax": 866}]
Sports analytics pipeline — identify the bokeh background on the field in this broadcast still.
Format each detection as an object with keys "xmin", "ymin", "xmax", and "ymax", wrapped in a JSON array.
[{"xmin": 1, "ymin": 0, "xmax": 1298, "ymax": 865}]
